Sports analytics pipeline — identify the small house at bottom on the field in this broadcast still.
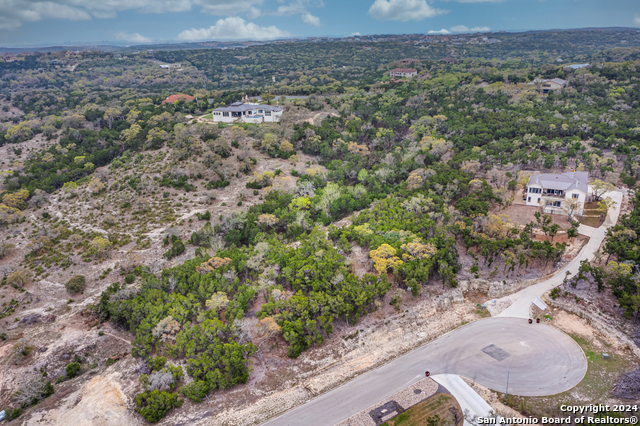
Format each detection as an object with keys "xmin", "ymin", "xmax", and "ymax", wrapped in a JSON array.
[
  {"xmin": 211, "ymin": 102, "xmax": 283, "ymax": 123},
  {"xmin": 525, "ymin": 172, "xmax": 589, "ymax": 216}
]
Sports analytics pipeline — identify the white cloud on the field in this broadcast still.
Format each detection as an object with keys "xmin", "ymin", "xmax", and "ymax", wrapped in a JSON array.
[
  {"xmin": 0, "ymin": 0, "xmax": 264, "ymax": 31},
  {"xmin": 450, "ymin": 25, "xmax": 469, "ymax": 32},
  {"xmin": 115, "ymin": 31, "xmax": 153, "ymax": 43},
  {"xmin": 634, "ymin": 14, "xmax": 640, "ymax": 26},
  {"xmin": 301, "ymin": 12, "xmax": 321, "ymax": 26},
  {"xmin": 0, "ymin": 1, "xmax": 90, "ymax": 30},
  {"xmin": 369, "ymin": 0, "xmax": 446, "ymax": 22},
  {"xmin": 450, "ymin": 24, "xmax": 490, "ymax": 32},
  {"xmin": 428, "ymin": 29, "xmax": 450, "ymax": 35},
  {"xmin": 176, "ymin": 16, "xmax": 291, "ymax": 41},
  {"xmin": 444, "ymin": 0, "xmax": 504, "ymax": 2},
  {"xmin": 247, "ymin": 7, "xmax": 262, "ymax": 19},
  {"xmin": 195, "ymin": 0, "xmax": 264, "ymax": 16}
]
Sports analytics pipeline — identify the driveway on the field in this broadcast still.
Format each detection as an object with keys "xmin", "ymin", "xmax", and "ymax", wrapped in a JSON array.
[{"xmin": 495, "ymin": 190, "xmax": 623, "ymax": 319}]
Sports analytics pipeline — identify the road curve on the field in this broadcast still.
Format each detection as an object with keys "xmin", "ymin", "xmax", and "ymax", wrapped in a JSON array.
[{"xmin": 262, "ymin": 318, "xmax": 586, "ymax": 426}]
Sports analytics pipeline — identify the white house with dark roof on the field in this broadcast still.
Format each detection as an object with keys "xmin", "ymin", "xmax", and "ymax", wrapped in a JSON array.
[
  {"xmin": 211, "ymin": 101, "xmax": 283, "ymax": 123},
  {"xmin": 525, "ymin": 172, "xmax": 589, "ymax": 215}
]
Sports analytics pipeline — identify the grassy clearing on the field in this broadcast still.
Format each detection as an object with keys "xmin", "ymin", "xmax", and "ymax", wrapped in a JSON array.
[
  {"xmin": 497, "ymin": 332, "xmax": 636, "ymax": 418},
  {"xmin": 579, "ymin": 215, "xmax": 604, "ymax": 228},
  {"xmin": 382, "ymin": 393, "xmax": 463, "ymax": 426}
]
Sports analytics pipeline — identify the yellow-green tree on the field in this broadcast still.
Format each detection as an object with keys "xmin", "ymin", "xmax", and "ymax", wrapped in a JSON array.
[
  {"xmin": 597, "ymin": 196, "xmax": 616, "ymax": 221},
  {"xmin": 104, "ymin": 108, "xmax": 121, "ymax": 129},
  {"xmin": 7, "ymin": 269, "xmax": 31, "ymax": 288},
  {"xmin": 400, "ymin": 242, "xmax": 437, "ymax": 261},
  {"xmin": 2, "ymin": 189, "xmax": 29, "ymax": 210},
  {"xmin": 279, "ymin": 140, "xmax": 294, "ymax": 152},
  {"xmin": 90, "ymin": 236, "xmax": 112, "ymax": 258},
  {"xmin": 369, "ymin": 244, "xmax": 403, "ymax": 274},
  {"xmin": 257, "ymin": 213, "xmax": 279, "ymax": 229},
  {"xmin": 88, "ymin": 179, "xmax": 106, "ymax": 194},
  {"xmin": 289, "ymin": 197, "xmax": 311, "ymax": 210},
  {"xmin": 205, "ymin": 291, "xmax": 230, "ymax": 313},
  {"xmin": 591, "ymin": 179, "xmax": 614, "ymax": 201},
  {"xmin": 0, "ymin": 205, "xmax": 24, "ymax": 226},
  {"xmin": 62, "ymin": 181, "xmax": 78, "ymax": 192}
]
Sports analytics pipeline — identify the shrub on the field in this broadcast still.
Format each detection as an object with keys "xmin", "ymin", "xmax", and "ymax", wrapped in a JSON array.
[
  {"xmin": 65, "ymin": 275, "xmax": 86, "ymax": 293},
  {"xmin": 196, "ymin": 211, "xmax": 211, "ymax": 221},
  {"xmin": 163, "ymin": 239, "xmax": 185, "ymax": 260},
  {"xmin": 181, "ymin": 380, "xmax": 209, "ymax": 403},
  {"xmin": 6, "ymin": 408, "xmax": 23, "ymax": 420},
  {"xmin": 66, "ymin": 362, "xmax": 81, "ymax": 379},
  {"xmin": 549, "ymin": 287, "xmax": 561, "ymax": 300},
  {"xmin": 134, "ymin": 390, "xmax": 183, "ymax": 423},
  {"xmin": 147, "ymin": 356, "xmax": 167, "ymax": 372},
  {"xmin": 124, "ymin": 274, "xmax": 136, "ymax": 284},
  {"xmin": 205, "ymin": 180, "xmax": 230, "ymax": 189}
]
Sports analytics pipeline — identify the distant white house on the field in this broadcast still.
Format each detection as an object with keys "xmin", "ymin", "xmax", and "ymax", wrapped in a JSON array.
[
  {"xmin": 210, "ymin": 101, "xmax": 283, "ymax": 124},
  {"xmin": 525, "ymin": 172, "xmax": 589, "ymax": 216},
  {"xmin": 389, "ymin": 68, "xmax": 418, "ymax": 79},
  {"xmin": 160, "ymin": 63, "xmax": 181, "ymax": 69}
]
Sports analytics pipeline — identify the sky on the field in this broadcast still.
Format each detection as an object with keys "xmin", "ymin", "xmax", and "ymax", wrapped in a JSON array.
[{"xmin": 0, "ymin": 0, "xmax": 639, "ymax": 47}]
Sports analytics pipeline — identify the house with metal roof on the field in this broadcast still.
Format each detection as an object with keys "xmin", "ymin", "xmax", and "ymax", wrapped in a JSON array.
[
  {"xmin": 525, "ymin": 172, "xmax": 589, "ymax": 216},
  {"xmin": 211, "ymin": 101, "xmax": 283, "ymax": 123}
]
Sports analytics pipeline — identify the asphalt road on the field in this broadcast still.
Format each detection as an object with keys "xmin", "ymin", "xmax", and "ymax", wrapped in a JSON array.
[{"xmin": 262, "ymin": 317, "xmax": 586, "ymax": 426}]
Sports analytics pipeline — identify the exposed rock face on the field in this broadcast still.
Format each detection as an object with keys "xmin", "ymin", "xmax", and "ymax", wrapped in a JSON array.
[
  {"xmin": 25, "ymin": 374, "xmax": 141, "ymax": 426},
  {"xmin": 457, "ymin": 278, "xmax": 537, "ymax": 299}
]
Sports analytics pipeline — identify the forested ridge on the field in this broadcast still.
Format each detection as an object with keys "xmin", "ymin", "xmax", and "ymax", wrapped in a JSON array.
[{"xmin": 1, "ymin": 32, "xmax": 640, "ymax": 422}]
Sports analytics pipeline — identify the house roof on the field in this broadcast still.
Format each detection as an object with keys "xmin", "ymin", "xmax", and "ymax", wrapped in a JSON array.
[
  {"xmin": 528, "ymin": 172, "xmax": 588, "ymax": 193},
  {"xmin": 162, "ymin": 94, "xmax": 194, "ymax": 104},
  {"xmin": 213, "ymin": 102, "xmax": 283, "ymax": 113},
  {"xmin": 548, "ymin": 78, "xmax": 567, "ymax": 86},
  {"xmin": 566, "ymin": 63, "xmax": 589, "ymax": 70},
  {"xmin": 390, "ymin": 68, "xmax": 417, "ymax": 73}
]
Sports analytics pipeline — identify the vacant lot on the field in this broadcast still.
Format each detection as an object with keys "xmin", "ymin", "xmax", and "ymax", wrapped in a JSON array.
[{"xmin": 498, "ymin": 204, "xmax": 573, "ymax": 230}]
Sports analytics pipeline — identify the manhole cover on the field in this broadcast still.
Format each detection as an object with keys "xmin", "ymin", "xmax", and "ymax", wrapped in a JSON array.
[{"xmin": 481, "ymin": 344, "xmax": 510, "ymax": 361}]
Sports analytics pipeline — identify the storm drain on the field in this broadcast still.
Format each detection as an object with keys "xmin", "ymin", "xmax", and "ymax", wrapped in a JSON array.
[
  {"xmin": 369, "ymin": 401, "xmax": 405, "ymax": 425},
  {"xmin": 481, "ymin": 344, "xmax": 510, "ymax": 361}
]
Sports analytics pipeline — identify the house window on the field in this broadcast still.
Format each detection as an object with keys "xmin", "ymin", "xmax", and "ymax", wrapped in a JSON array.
[
  {"xmin": 528, "ymin": 197, "xmax": 531, "ymax": 202},
  {"xmin": 537, "ymin": 198, "xmax": 541, "ymax": 204},
  {"xmin": 258, "ymin": 110, "xmax": 263, "ymax": 113},
  {"xmin": 223, "ymin": 112, "xmax": 229, "ymax": 117},
  {"xmin": 548, "ymin": 201, "xmax": 561, "ymax": 207},
  {"xmin": 265, "ymin": 111, "xmax": 271, "ymax": 116},
  {"xmin": 572, "ymin": 194, "xmax": 579, "ymax": 199}
]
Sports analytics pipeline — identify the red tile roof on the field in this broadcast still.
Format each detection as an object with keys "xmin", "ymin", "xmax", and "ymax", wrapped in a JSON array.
[{"xmin": 162, "ymin": 94, "xmax": 195, "ymax": 104}]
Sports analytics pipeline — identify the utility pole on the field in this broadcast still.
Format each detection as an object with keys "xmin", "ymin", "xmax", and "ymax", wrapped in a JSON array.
[{"xmin": 505, "ymin": 364, "xmax": 510, "ymax": 400}]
